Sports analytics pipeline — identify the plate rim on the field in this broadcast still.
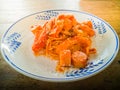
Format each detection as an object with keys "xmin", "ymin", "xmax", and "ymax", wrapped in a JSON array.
[{"xmin": 0, "ymin": 9, "xmax": 119, "ymax": 82}]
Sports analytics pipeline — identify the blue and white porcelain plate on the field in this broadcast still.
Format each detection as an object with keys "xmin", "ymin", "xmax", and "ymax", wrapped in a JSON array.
[{"xmin": 0, "ymin": 10, "xmax": 119, "ymax": 82}]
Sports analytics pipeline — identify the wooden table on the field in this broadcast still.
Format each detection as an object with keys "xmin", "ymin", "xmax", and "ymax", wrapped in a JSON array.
[{"xmin": 0, "ymin": 0, "xmax": 120, "ymax": 90}]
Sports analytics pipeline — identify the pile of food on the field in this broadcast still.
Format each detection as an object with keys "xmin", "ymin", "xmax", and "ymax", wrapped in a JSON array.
[{"xmin": 31, "ymin": 14, "xmax": 96, "ymax": 72}]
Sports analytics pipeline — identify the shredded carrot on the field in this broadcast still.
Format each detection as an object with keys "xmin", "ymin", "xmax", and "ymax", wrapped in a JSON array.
[{"xmin": 31, "ymin": 14, "xmax": 97, "ymax": 72}]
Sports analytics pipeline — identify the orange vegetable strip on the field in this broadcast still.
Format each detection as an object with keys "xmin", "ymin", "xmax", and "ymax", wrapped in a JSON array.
[{"xmin": 59, "ymin": 50, "xmax": 71, "ymax": 67}]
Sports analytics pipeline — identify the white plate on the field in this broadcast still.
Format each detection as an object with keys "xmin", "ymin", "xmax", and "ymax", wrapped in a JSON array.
[{"xmin": 0, "ymin": 10, "xmax": 119, "ymax": 82}]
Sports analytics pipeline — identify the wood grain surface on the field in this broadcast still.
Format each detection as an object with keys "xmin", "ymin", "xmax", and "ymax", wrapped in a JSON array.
[{"xmin": 0, "ymin": 0, "xmax": 120, "ymax": 90}]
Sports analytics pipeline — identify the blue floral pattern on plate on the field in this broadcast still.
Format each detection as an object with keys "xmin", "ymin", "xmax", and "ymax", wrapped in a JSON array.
[
  {"xmin": 35, "ymin": 11, "xmax": 59, "ymax": 20},
  {"xmin": 90, "ymin": 18, "xmax": 107, "ymax": 34},
  {"xmin": 66, "ymin": 59, "xmax": 104, "ymax": 77},
  {"xmin": 4, "ymin": 32, "xmax": 21, "ymax": 53}
]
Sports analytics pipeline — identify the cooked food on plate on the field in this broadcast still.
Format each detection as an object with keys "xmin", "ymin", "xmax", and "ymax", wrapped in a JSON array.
[{"xmin": 31, "ymin": 14, "xmax": 97, "ymax": 72}]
